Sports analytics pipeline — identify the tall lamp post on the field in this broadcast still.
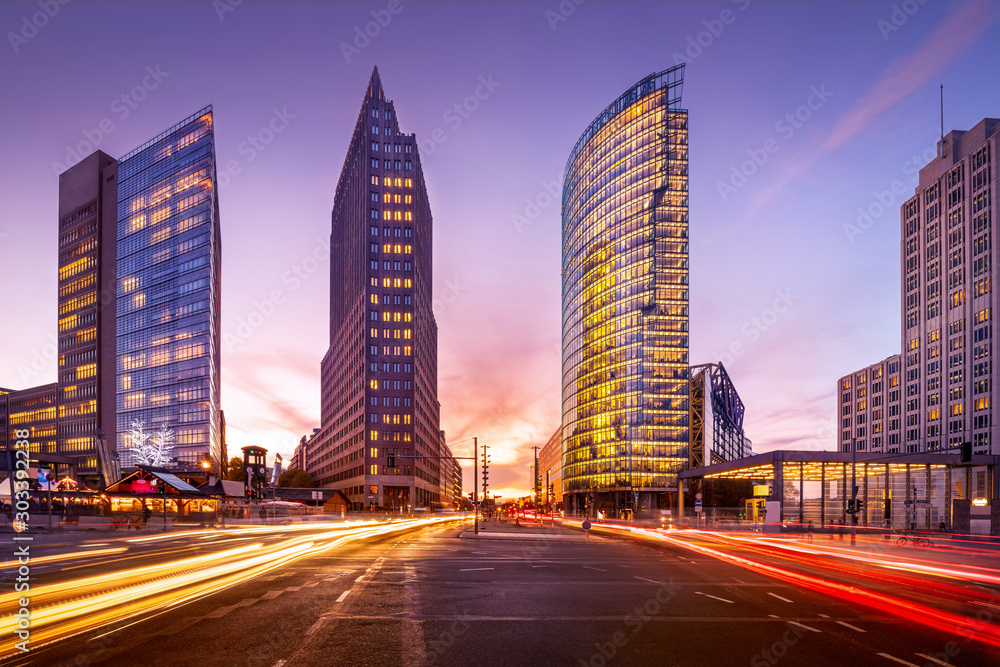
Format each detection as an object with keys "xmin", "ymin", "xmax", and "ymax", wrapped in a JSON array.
[{"xmin": 850, "ymin": 437, "xmax": 857, "ymax": 547}]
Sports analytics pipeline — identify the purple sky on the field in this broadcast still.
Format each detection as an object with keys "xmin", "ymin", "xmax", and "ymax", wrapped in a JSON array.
[{"xmin": 1, "ymin": 0, "xmax": 999, "ymax": 498}]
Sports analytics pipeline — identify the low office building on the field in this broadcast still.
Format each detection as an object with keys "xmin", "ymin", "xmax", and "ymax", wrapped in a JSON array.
[
  {"xmin": 680, "ymin": 449, "xmax": 1000, "ymax": 535},
  {"xmin": 538, "ymin": 427, "xmax": 563, "ymax": 509}
]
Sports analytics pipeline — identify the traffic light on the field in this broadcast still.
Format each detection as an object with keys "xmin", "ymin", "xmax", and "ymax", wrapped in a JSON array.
[
  {"xmin": 846, "ymin": 499, "xmax": 856, "ymax": 513},
  {"xmin": 961, "ymin": 441, "xmax": 973, "ymax": 463},
  {"xmin": 856, "ymin": 500, "xmax": 865, "ymax": 513}
]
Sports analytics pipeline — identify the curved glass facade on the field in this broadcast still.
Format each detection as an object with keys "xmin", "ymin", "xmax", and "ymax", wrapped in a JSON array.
[{"xmin": 561, "ymin": 65, "xmax": 689, "ymax": 514}]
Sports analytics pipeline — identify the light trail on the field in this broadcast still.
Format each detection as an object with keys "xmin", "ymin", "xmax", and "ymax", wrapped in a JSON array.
[
  {"xmin": 0, "ymin": 516, "xmax": 467, "ymax": 660},
  {"xmin": 561, "ymin": 519, "xmax": 1000, "ymax": 649}
]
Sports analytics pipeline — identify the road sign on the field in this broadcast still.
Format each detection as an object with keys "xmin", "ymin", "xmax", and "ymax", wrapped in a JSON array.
[
  {"xmin": 694, "ymin": 506, "xmax": 703, "ymax": 513},
  {"xmin": 694, "ymin": 499, "xmax": 703, "ymax": 507},
  {"xmin": 695, "ymin": 492, "xmax": 703, "ymax": 500},
  {"xmin": 582, "ymin": 520, "xmax": 592, "ymax": 530}
]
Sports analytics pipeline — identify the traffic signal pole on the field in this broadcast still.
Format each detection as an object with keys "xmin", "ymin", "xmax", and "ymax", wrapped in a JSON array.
[{"xmin": 396, "ymin": 435, "xmax": 479, "ymax": 533}]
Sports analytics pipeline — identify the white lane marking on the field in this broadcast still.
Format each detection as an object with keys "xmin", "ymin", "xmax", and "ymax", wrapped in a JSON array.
[
  {"xmin": 532, "ymin": 565, "xmax": 549, "ymax": 568},
  {"xmin": 695, "ymin": 591, "xmax": 734, "ymax": 604},
  {"xmin": 817, "ymin": 613, "xmax": 830, "ymax": 618},
  {"xmin": 261, "ymin": 590, "xmax": 284, "ymax": 600},
  {"xmin": 584, "ymin": 566, "xmax": 607, "ymax": 572},
  {"xmin": 273, "ymin": 660, "xmax": 287, "ymax": 667},
  {"xmin": 767, "ymin": 614, "xmax": 780, "ymax": 618},
  {"xmin": 915, "ymin": 654, "xmax": 952, "ymax": 666},
  {"xmin": 355, "ymin": 575, "xmax": 365, "ymax": 583},
  {"xmin": 786, "ymin": 621, "xmax": 821, "ymax": 633},
  {"xmin": 634, "ymin": 577, "xmax": 665, "ymax": 585},
  {"xmin": 336, "ymin": 590, "xmax": 350, "ymax": 603},
  {"xmin": 305, "ymin": 617, "xmax": 328, "ymax": 636},
  {"xmin": 767, "ymin": 592, "xmax": 794, "ymax": 603},
  {"xmin": 877, "ymin": 654, "xmax": 920, "ymax": 667},
  {"xmin": 460, "ymin": 568, "xmax": 494, "ymax": 571},
  {"xmin": 836, "ymin": 621, "xmax": 866, "ymax": 633}
]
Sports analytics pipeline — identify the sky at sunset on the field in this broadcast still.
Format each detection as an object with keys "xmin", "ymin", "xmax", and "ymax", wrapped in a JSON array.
[{"xmin": 2, "ymin": 0, "xmax": 1000, "ymax": 499}]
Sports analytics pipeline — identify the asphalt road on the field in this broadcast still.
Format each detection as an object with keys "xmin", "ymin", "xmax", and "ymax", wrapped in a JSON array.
[{"xmin": 13, "ymin": 521, "xmax": 1000, "ymax": 667}]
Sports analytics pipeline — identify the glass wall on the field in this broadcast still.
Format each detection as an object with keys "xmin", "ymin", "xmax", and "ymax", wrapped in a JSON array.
[
  {"xmin": 562, "ymin": 65, "xmax": 688, "ymax": 512},
  {"xmin": 115, "ymin": 108, "xmax": 222, "ymax": 471}
]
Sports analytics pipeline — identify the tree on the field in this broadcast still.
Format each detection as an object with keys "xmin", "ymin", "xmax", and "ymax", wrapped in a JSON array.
[
  {"xmin": 226, "ymin": 456, "xmax": 245, "ymax": 482},
  {"xmin": 126, "ymin": 419, "xmax": 173, "ymax": 467},
  {"xmin": 278, "ymin": 468, "xmax": 315, "ymax": 488}
]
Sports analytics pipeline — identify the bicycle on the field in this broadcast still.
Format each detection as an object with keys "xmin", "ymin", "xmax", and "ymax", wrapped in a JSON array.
[{"xmin": 896, "ymin": 532, "xmax": 935, "ymax": 547}]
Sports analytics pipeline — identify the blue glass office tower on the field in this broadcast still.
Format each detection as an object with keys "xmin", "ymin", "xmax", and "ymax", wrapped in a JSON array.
[
  {"xmin": 562, "ymin": 66, "xmax": 689, "ymax": 516},
  {"xmin": 115, "ymin": 107, "xmax": 223, "ymax": 472}
]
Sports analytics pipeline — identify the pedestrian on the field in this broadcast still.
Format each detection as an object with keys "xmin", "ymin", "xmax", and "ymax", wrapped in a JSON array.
[{"xmin": 806, "ymin": 520, "xmax": 814, "ymax": 540}]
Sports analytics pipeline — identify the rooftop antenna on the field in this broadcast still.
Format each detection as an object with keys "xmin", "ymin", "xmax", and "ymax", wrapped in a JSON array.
[{"xmin": 940, "ymin": 84, "xmax": 945, "ymax": 159}]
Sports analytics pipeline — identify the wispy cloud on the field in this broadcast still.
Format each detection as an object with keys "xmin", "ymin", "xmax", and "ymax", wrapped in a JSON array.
[{"xmin": 744, "ymin": 0, "xmax": 995, "ymax": 219}]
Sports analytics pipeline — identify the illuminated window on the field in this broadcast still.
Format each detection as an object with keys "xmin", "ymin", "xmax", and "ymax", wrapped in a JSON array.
[
  {"xmin": 370, "ymin": 380, "xmax": 378, "ymax": 390},
  {"xmin": 403, "ymin": 346, "xmax": 411, "ymax": 356}
]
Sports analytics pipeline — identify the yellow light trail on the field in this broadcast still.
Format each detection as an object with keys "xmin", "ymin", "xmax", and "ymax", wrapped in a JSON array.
[{"xmin": 0, "ymin": 515, "xmax": 467, "ymax": 660}]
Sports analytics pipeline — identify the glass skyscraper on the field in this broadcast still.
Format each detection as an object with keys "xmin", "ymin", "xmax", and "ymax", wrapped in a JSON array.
[
  {"xmin": 562, "ymin": 65, "xmax": 689, "ymax": 516},
  {"xmin": 115, "ymin": 107, "xmax": 223, "ymax": 472}
]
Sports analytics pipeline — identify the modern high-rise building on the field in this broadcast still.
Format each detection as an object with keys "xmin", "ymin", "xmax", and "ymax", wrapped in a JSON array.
[
  {"xmin": 840, "ymin": 118, "xmax": 1000, "ymax": 456},
  {"xmin": 115, "ymin": 107, "xmax": 223, "ymax": 472},
  {"xmin": 307, "ymin": 67, "xmax": 442, "ymax": 510},
  {"xmin": 561, "ymin": 64, "xmax": 690, "ymax": 515},
  {"xmin": 56, "ymin": 150, "xmax": 119, "ymax": 482}
]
